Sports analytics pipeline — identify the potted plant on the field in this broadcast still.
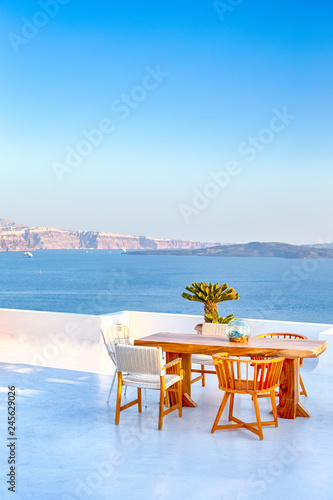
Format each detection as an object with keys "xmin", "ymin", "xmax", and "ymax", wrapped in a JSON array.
[
  {"xmin": 204, "ymin": 310, "xmax": 237, "ymax": 324},
  {"xmin": 181, "ymin": 282, "xmax": 239, "ymax": 333}
]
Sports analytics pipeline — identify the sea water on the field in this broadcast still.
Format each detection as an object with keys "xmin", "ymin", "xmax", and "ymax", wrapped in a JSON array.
[{"xmin": 0, "ymin": 250, "xmax": 332, "ymax": 324}]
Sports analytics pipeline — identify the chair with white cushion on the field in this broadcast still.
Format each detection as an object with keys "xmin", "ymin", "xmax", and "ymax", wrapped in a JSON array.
[
  {"xmin": 191, "ymin": 323, "xmax": 227, "ymax": 386},
  {"xmin": 114, "ymin": 344, "xmax": 183, "ymax": 430},
  {"xmin": 101, "ymin": 324, "xmax": 147, "ymax": 406}
]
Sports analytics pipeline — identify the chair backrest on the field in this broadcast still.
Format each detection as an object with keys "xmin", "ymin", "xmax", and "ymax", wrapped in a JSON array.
[
  {"xmin": 115, "ymin": 344, "xmax": 164, "ymax": 375},
  {"xmin": 101, "ymin": 325, "xmax": 131, "ymax": 364},
  {"xmin": 202, "ymin": 323, "xmax": 227, "ymax": 336},
  {"xmin": 213, "ymin": 353, "xmax": 284, "ymax": 393},
  {"xmin": 255, "ymin": 333, "xmax": 307, "ymax": 340}
]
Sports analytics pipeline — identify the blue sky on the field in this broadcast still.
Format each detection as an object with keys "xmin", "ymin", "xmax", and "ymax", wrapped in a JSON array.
[{"xmin": 1, "ymin": 0, "xmax": 332, "ymax": 244}]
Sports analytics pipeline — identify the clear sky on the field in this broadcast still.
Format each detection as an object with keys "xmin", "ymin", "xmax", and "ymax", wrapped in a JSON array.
[{"xmin": 1, "ymin": 0, "xmax": 332, "ymax": 244}]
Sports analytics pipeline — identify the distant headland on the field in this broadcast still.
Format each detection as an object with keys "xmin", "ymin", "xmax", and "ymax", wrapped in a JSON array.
[
  {"xmin": 129, "ymin": 241, "xmax": 333, "ymax": 259},
  {"xmin": 0, "ymin": 219, "xmax": 331, "ymax": 258}
]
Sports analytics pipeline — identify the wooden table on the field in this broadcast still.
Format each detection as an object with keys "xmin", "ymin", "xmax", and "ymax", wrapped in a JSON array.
[{"xmin": 134, "ymin": 332, "xmax": 327, "ymax": 419}]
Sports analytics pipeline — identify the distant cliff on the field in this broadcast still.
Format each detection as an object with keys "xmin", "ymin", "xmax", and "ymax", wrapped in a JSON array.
[
  {"xmin": 1, "ymin": 219, "xmax": 330, "ymax": 258},
  {"xmin": 0, "ymin": 219, "xmax": 216, "ymax": 252}
]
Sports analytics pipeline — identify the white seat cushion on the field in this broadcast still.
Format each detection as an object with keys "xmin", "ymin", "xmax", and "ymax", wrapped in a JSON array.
[
  {"xmin": 202, "ymin": 323, "xmax": 227, "ymax": 336},
  {"xmin": 191, "ymin": 354, "xmax": 214, "ymax": 366},
  {"xmin": 122, "ymin": 373, "xmax": 181, "ymax": 390}
]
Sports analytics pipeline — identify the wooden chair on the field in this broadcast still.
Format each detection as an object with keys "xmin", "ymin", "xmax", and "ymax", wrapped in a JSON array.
[
  {"xmin": 191, "ymin": 323, "xmax": 227, "ymax": 386},
  {"xmin": 101, "ymin": 324, "xmax": 147, "ymax": 406},
  {"xmin": 114, "ymin": 344, "xmax": 184, "ymax": 430},
  {"xmin": 253, "ymin": 333, "xmax": 308, "ymax": 397},
  {"xmin": 211, "ymin": 353, "xmax": 285, "ymax": 440}
]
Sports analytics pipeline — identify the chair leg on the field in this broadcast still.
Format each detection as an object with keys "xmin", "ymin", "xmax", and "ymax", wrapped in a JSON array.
[
  {"xmin": 270, "ymin": 389, "xmax": 278, "ymax": 427},
  {"xmin": 115, "ymin": 373, "xmax": 122, "ymax": 425},
  {"xmin": 228, "ymin": 393, "xmax": 235, "ymax": 421},
  {"xmin": 211, "ymin": 392, "xmax": 230, "ymax": 433},
  {"xmin": 178, "ymin": 376, "xmax": 183, "ymax": 418},
  {"xmin": 300, "ymin": 374, "xmax": 307, "ymax": 397},
  {"xmin": 252, "ymin": 393, "xmax": 263, "ymax": 440},
  {"xmin": 124, "ymin": 385, "xmax": 128, "ymax": 396},
  {"xmin": 144, "ymin": 389, "xmax": 147, "ymax": 408},
  {"xmin": 158, "ymin": 385, "xmax": 165, "ymax": 431},
  {"xmin": 137, "ymin": 388, "xmax": 142, "ymax": 413},
  {"xmin": 107, "ymin": 371, "xmax": 117, "ymax": 404},
  {"xmin": 201, "ymin": 365, "xmax": 205, "ymax": 387}
]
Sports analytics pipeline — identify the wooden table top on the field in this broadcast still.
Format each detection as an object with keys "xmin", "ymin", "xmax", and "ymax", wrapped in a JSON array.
[{"xmin": 134, "ymin": 332, "xmax": 327, "ymax": 359}]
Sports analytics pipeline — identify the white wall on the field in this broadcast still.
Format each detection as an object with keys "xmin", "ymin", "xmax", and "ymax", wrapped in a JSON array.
[
  {"xmin": 0, "ymin": 307, "xmax": 102, "ymax": 342},
  {"xmin": 0, "ymin": 308, "xmax": 331, "ymax": 375},
  {"xmin": 127, "ymin": 311, "xmax": 204, "ymax": 339},
  {"xmin": 318, "ymin": 327, "xmax": 333, "ymax": 375},
  {"xmin": 101, "ymin": 310, "xmax": 331, "ymax": 340},
  {"xmin": 244, "ymin": 317, "xmax": 331, "ymax": 340},
  {"xmin": 0, "ymin": 308, "xmax": 108, "ymax": 374}
]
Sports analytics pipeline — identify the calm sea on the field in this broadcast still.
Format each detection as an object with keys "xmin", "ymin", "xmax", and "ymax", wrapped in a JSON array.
[{"xmin": 0, "ymin": 250, "xmax": 332, "ymax": 325}]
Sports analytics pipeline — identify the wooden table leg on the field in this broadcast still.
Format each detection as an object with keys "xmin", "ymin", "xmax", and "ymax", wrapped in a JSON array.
[
  {"xmin": 277, "ymin": 359, "xmax": 310, "ymax": 419},
  {"xmin": 166, "ymin": 352, "xmax": 197, "ymax": 408}
]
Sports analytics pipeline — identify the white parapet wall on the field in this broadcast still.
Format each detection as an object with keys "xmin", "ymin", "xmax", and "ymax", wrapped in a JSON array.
[
  {"xmin": 102, "ymin": 311, "xmax": 333, "ymax": 340},
  {"xmin": 244, "ymin": 317, "xmax": 332, "ymax": 339},
  {"xmin": 101, "ymin": 310, "xmax": 205, "ymax": 340},
  {"xmin": 0, "ymin": 308, "xmax": 109, "ymax": 374},
  {"xmin": 318, "ymin": 327, "xmax": 333, "ymax": 375},
  {"xmin": 0, "ymin": 308, "xmax": 331, "ymax": 375}
]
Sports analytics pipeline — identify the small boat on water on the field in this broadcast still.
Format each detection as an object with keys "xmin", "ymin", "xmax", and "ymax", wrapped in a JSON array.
[
  {"xmin": 24, "ymin": 252, "xmax": 33, "ymax": 258},
  {"xmin": 121, "ymin": 248, "xmax": 127, "ymax": 254}
]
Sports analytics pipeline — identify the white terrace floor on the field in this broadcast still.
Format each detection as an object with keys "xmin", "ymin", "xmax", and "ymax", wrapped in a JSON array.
[
  {"xmin": 1, "ymin": 309, "xmax": 333, "ymax": 500},
  {"xmin": 1, "ymin": 359, "xmax": 333, "ymax": 500}
]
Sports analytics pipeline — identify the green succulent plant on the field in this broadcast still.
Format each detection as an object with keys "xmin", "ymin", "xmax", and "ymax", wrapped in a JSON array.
[
  {"xmin": 181, "ymin": 281, "xmax": 239, "ymax": 322},
  {"xmin": 204, "ymin": 310, "xmax": 236, "ymax": 324}
]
